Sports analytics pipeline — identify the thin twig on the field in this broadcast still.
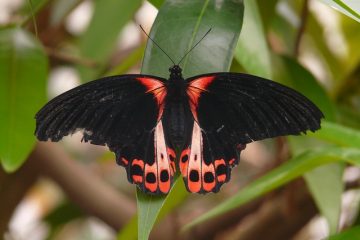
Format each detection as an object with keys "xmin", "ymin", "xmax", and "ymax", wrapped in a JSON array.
[
  {"xmin": 27, "ymin": 0, "xmax": 38, "ymax": 38},
  {"xmin": 294, "ymin": 0, "xmax": 309, "ymax": 57},
  {"xmin": 45, "ymin": 47, "xmax": 99, "ymax": 68},
  {"xmin": 30, "ymin": 142, "xmax": 136, "ymax": 230}
]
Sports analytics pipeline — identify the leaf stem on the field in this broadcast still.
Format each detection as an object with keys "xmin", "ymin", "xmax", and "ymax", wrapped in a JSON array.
[{"xmin": 294, "ymin": 0, "xmax": 309, "ymax": 57}]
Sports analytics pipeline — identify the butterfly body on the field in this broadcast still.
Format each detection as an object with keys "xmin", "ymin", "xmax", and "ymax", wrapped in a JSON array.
[{"xmin": 35, "ymin": 64, "xmax": 323, "ymax": 195}]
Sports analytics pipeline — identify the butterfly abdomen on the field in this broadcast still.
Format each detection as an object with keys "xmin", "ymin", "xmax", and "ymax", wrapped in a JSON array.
[{"xmin": 162, "ymin": 91, "xmax": 193, "ymax": 149}]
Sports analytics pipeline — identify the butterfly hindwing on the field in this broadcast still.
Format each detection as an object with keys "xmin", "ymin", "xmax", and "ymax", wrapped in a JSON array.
[
  {"xmin": 182, "ymin": 72, "xmax": 323, "ymax": 193},
  {"xmin": 35, "ymin": 75, "xmax": 174, "ymax": 194},
  {"xmin": 118, "ymin": 120, "xmax": 175, "ymax": 194},
  {"xmin": 180, "ymin": 121, "xmax": 246, "ymax": 193}
]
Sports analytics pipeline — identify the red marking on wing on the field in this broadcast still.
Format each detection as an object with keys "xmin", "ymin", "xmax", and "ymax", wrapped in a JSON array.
[
  {"xmin": 145, "ymin": 163, "xmax": 157, "ymax": 192},
  {"xmin": 214, "ymin": 159, "xmax": 227, "ymax": 182},
  {"xmin": 187, "ymin": 76, "xmax": 215, "ymax": 121},
  {"xmin": 131, "ymin": 159, "xmax": 144, "ymax": 183},
  {"xmin": 229, "ymin": 158, "xmax": 235, "ymax": 166},
  {"xmin": 121, "ymin": 157, "xmax": 129, "ymax": 166},
  {"xmin": 202, "ymin": 164, "xmax": 216, "ymax": 192},
  {"xmin": 180, "ymin": 148, "xmax": 190, "ymax": 176},
  {"xmin": 167, "ymin": 147, "xmax": 176, "ymax": 176},
  {"xmin": 137, "ymin": 77, "xmax": 167, "ymax": 120}
]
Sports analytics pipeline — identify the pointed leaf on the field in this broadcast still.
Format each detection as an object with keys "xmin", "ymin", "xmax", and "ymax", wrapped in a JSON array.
[
  {"xmin": 137, "ymin": 0, "xmax": 244, "ymax": 239},
  {"xmin": 319, "ymin": 0, "xmax": 360, "ymax": 23},
  {"xmin": 78, "ymin": 0, "xmax": 143, "ymax": 80},
  {"xmin": 0, "ymin": 27, "xmax": 48, "ymax": 172},
  {"xmin": 235, "ymin": 0, "xmax": 272, "ymax": 78},
  {"xmin": 329, "ymin": 226, "xmax": 360, "ymax": 240},
  {"xmin": 305, "ymin": 163, "xmax": 344, "ymax": 234},
  {"xmin": 184, "ymin": 147, "xmax": 360, "ymax": 230}
]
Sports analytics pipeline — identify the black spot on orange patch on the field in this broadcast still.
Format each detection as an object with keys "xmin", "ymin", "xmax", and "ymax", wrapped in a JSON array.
[
  {"xmin": 189, "ymin": 170, "xmax": 199, "ymax": 182},
  {"xmin": 146, "ymin": 172, "xmax": 156, "ymax": 183},
  {"xmin": 131, "ymin": 164, "xmax": 143, "ymax": 176},
  {"xmin": 181, "ymin": 154, "xmax": 188, "ymax": 163},
  {"xmin": 204, "ymin": 172, "xmax": 214, "ymax": 183},
  {"xmin": 216, "ymin": 164, "xmax": 227, "ymax": 175},
  {"xmin": 160, "ymin": 170, "xmax": 169, "ymax": 182}
]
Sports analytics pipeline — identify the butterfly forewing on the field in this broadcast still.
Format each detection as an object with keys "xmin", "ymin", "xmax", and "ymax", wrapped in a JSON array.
[{"xmin": 35, "ymin": 75, "xmax": 175, "ymax": 194}]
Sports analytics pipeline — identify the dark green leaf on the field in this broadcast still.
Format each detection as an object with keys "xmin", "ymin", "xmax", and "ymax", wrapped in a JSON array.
[
  {"xmin": 0, "ymin": 27, "xmax": 48, "ymax": 172},
  {"xmin": 304, "ymin": 163, "xmax": 344, "ymax": 234},
  {"xmin": 78, "ymin": 0, "xmax": 142, "ymax": 80},
  {"xmin": 147, "ymin": 0, "xmax": 165, "ymax": 9},
  {"xmin": 137, "ymin": 0, "xmax": 244, "ymax": 239},
  {"xmin": 142, "ymin": 0, "xmax": 244, "ymax": 78},
  {"xmin": 274, "ymin": 56, "xmax": 342, "ymax": 233},
  {"xmin": 235, "ymin": 0, "xmax": 272, "ymax": 78},
  {"xmin": 329, "ymin": 226, "xmax": 360, "ymax": 240}
]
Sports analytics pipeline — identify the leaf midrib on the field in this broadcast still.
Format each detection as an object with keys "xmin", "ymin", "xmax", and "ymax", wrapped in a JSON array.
[{"xmin": 181, "ymin": 0, "xmax": 210, "ymax": 72}]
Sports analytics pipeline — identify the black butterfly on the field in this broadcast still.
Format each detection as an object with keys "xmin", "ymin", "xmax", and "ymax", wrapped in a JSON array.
[{"xmin": 35, "ymin": 29, "xmax": 323, "ymax": 195}]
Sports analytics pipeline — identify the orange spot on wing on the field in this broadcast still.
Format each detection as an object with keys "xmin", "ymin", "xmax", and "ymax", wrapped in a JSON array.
[
  {"xmin": 180, "ymin": 148, "xmax": 190, "ymax": 176},
  {"xmin": 215, "ymin": 159, "xmax": 227, "ymax": 183},
  {"xmin": 159, "ymin": 169, "xmax": 171, "ymax": 193},
  {"xmin": 229, "ymin": 158, "xmax": 235, "ymax": 166},
  {"xmin": 187, "ymin": 176, "xmax": 201, "ymax": 193},
  {"xmin": 202, "ymin": 164, "xmax": 216, "ymax": 192},
  {"xmin": 145, "ymin": 163, "xmax": 158, "ymax": 193},
  {"xmin": 121, "ymin": 157, "xmax": 129, "ymax": 165},
  {"xmin": 132, "ymin": 175, "xmax": 143, "ymax": 183},
  {"xmin": 187, "ymin": 76, "xmax": 215, "ymax": 121},
  {"xmin": 132, "ymin": 159, "xmax": 144, "ymax": 169},
  {"xmin": 217, "ymin": 175, "xmax": 226, "ymax": 182}
]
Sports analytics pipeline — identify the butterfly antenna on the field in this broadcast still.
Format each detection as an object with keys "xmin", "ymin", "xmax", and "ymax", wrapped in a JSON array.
[
  {"xmin": 177, "ymin": 28, "xmax": 211, "ymax": 65},
  {"xmin": 139, "ymin": 25, "xmax": 176, "ymax": 65}
]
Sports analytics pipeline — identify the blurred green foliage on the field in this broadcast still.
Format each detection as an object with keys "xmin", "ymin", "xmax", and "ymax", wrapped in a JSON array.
[{"xmin": 0, "ymin": 0, "xmax": 359, "ymax": 239}]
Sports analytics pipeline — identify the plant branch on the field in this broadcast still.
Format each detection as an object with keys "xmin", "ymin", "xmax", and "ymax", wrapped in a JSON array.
[
  {"xmin": 30, "ymin": 142, "xmax": 136, "ymax": 230},
  {"xmin": 294, "ymin": 0, "xmax": 309, "ymax": 57},
  {"xmin": 45, "ymin": 47, "xmax": 99, "ymax": 68}
]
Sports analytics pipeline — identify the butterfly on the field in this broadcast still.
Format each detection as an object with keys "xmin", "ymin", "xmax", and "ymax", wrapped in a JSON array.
[{"xmin": 35, "ymin": 28, "xmax": 324, "ymax": 195}]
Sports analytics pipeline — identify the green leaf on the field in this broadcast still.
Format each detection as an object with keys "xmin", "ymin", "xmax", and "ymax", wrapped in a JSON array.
[
  {"xmin": 50, "ymin": 0, "xmax": 82, "ymax": 26},
  {"xmin": 117, "ymin": 216, "xmax": 137, "ymax": 240},
  {"xmin": 0, "ymin": 27, "xmax": 48, "ymax": 172},
  {"xmin": 235, "ymin": 0, "xmax": 272, "ymax": 78},
  {"xmin": 329, "ymin": 226, "xmax": 360, "ymax": 240},
  {"xmin": 137, "ymin": 0, "xmax": 244, "ymax": 239},
  {"xmin": 256, "ymin": 0, "xmax": 278, "ymax": 30},
  {"xmin": 135, "ymin": 178, "xmax": 187, "ymax": 240},
  {"xmin": 78, "ymin": 0, "xmax": 142, "ymax": 80},
  {"xmin": 310, "ymin": 120, "xmax": 360, "ymax": 148},
  {"xmin": 273, "ymin": 55, "xmax": 342, "ymax": 233},
  {"xmin": 183, "ymin": 147, "xmax": 360, "ymax": 230},
  {"xmin": 147, "ymin": 0, "xmax": 165, "ymax": 9},
  {"xmin": 305, "ymin": 163, "xmax": 344, "ymax": 234},
  {"xmin": 319, "ymin": 0, "xmax": 360, "ymax": 23},
  {"xmin": 136, "ymin": 190, "xmax": 166, "ymax": 240},
  {"xmin": 119, "ymin": 177, "xmax": 187, "ymax": 240},
  {"xmin": 142, "ymin": 0, "xmax": 244, "ymax": 78},
  {"xmin": 44, "ymin": 201, "xmax": 84, "ymax": 239}
]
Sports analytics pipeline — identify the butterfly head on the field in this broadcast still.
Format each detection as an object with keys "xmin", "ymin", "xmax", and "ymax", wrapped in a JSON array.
[{"xmin": 169, "ymin": 65, "xmax": 182, "ymax": 78}]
